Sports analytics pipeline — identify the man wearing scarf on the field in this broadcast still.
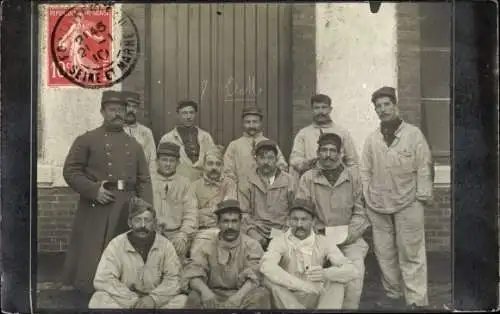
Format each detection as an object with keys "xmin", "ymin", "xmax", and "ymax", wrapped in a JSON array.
[
  {"xmin": 122, "ymin": 91, "xmax": 157, "ymax": 171},
  {"xmin": 239, "ymin": 139, "xmax": 294, "ymax": 249},
  {"xmin": 89, "ymin": 197, "xmax": 187, "ymax": 309},
  {"xmin": 188, "ymin": 146, "xmax": 237, "ymax": 257},
  {"xmin": 60, "ymin": 91, "xmax": 153, "ymax": 296},
  {"xmin": 223, "ymin": 106, "xmax": 288, "ymax": 199},
  {"xmin": 183, "ymin": 199, "xmax": 271, "ymax": 309},
  {"xmin": 360, "ymin": 87, "xmax": 433, "ymax": 309},
  {"xmin": 289, "ymin": 94, "xmax": 359, "ymax": 190},
  {"xmin": 260, "ymin": 199, "xmax": 361, "ymax": 309},
  {"xmin": 151, "ymin": 141, "xmax": 197, "ymax": 263},
  {"xmin": 295, "ymin": 132, "xmax": 370, "ymax": 309},
  {"xmin": 158, "ymin": 100, "xmax": 215, "ymax": 182}
]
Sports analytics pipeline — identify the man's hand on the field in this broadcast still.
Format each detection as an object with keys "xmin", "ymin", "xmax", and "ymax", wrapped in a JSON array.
[
  {"xmin": 171, "ymin": 234, "xmax": 188, "ymax": 258},
  {"xmin": 301, "ymin": 158, "xmax": 318, "ymax": 174},
  {"xmin": 133, "ymin": 295, "xmax": 156, "ymax": 309},
  {"xmin": 298, "ymin": 279, "xmax": 320, "ymax": 294},
  {"xmin": 221, "ymin": 294, "xmax": 243, "ymax": 309},
  {"xmin": 95, "ymin": 182, "xmax": 115, "ymax": 205},
  {"xmin": 305, "ymin": 266, "xmax": 326, "ymax": 282},
  {"xmin": 247, "ymin": 229, "xmax": 266, "ymax": 248},
  {"xmin": 201, "ymin": 290, "xmax": 218, "ymax": 308}
]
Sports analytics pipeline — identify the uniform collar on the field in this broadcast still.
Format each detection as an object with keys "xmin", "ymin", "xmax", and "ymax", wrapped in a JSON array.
[{"xmin": 101, "ymin": 123, "xmax": 124, "ymax": 133}]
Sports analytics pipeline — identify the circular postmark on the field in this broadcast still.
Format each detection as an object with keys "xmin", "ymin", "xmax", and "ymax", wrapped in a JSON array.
[{"xmin": 50, "ymin": 4, "xmax": 140, "ymax": 88}]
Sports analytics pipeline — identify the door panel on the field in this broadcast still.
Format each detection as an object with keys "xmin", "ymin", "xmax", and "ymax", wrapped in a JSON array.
[{"xmin": 147, "ymin": 3, "xmax": 293, "ymax": 155}]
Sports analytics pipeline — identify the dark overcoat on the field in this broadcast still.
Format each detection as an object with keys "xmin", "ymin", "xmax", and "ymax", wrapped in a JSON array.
[{"xmin": 61, "ymin": 124, "xmax": 153, "ymax": 293}]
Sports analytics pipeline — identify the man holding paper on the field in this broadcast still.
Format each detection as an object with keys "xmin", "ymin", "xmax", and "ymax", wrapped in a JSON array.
[
  {"xmin": 295, "ymin": 132, "xmax": 370, "ymax": 309},
  {"xmin": 260, "ymin": 198, "xmax": 361, "ymax": 309}
]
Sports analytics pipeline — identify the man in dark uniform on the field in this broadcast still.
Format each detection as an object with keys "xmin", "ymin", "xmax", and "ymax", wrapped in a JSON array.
[{"xmin": 60, "ymin": 90, "xmax": 153, "ymax": 297}]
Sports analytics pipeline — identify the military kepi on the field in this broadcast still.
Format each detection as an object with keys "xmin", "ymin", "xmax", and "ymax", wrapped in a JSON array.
[
  {"xmin": 317, "ymin": 132, "xmax": 342, "ymax": 149},
  {"xmin": 242, "ymin": 106, "xmax": 263, "ymax": 118},
  {"xmin": 157, "ymin": 141, "xmax": 181, "ymax": 158},
  {"xmin": 289, "ymin": 198, "xmax": 316, "ymax": 217},
  {"xmin": 254, "ymin": 139, "xmax": 278, "ymax": 155},
  {"xmin": 214, "ymin": 199, "xmax": 242, "ymax": 216},
  {"xmin": 101, "ymin": 90, "xmax": 126, "ymax": 110},
  {"xmin": 371, "ymin": 86, "xmax": 397, "ymax": 103},
  {"xmin": 128, "ymin": 196, "xmax": 155, "ymax": 219},
  {"xmin": 122, "ymin": 91, "xmax": 141, "ymax": 105}
]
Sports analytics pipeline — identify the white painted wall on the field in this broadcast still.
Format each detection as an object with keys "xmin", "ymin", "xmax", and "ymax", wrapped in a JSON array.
[
  {"xmin": 37, "ymin": 4, "xmax": 122, "ymax": 187},
  {"xmin": 315, "ymin": 3, "xmax": 398, "ymax": 155}
]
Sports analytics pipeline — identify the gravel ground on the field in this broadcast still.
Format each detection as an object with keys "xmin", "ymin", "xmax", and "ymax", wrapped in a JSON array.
[{"xmin": 36, "ymin": 251, "xmax": 451, "ymax": 310}]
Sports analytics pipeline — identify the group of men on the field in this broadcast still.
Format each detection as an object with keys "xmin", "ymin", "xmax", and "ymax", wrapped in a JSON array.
[{"xmin": 59, "ymin": 86, "xmax": 433, "ymax": 310}]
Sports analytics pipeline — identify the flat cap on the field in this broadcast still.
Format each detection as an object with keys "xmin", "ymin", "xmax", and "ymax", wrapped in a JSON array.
[
  {"xmin": 254, "ymin": 139, "xmax": 278, "ymax": 155},
  {"xmin": 157, "ymin": 141, "xmax": 180, "ymax": 158},
  {"xmin": 128, "ymin": 196, "xmax": 155, "ymax": 219},
  {"xmin": 242, "ymin": 106, "xmax": 263, "ymax": 118},
  {"xmin": 317, "ymin": 132, "xmax": 342, "ymax": 149},
  {"xmin": 214, "ymin": 199, "xmax": 242, "ymax": 216},
  {"xmin": 122, "ymin": 91, "xmax": 141, "ymax": 105},
  {"xmin": 101, "ymin": 90, "xmax": 127, "ymax": 108},
  {"xmin": 371, "ymin": 86, "xmax": 397, "ymax": 103},
  {"xmin": 177, "ymin": 100, "xmax": 198, "ymax": 112},
  {"xmin": 289, "ymin": 198, "xmax": 316, "ymax": 217}
]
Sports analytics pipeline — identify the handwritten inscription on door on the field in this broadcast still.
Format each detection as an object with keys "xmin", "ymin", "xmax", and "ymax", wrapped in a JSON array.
[{"xmin": 200, "ymin": 76, "xmax": 263, "ymax": 103}]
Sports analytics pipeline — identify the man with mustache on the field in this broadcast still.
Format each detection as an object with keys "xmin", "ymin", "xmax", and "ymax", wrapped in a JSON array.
[
  {"xmin": 89, "ymin": 197, "xmax": 187, "ymax": 309},
  {"xmin": 188, "ymin": 146, "xmax": 237, "ymax": 257},
  {"xmin": 260, "ymin": 198, "xmax": 361, "ymax": 309},
  {"xmin": 60, "ymin": 91, "xmax": 153, "ymax": 297},
  {"xmin": 151, "ymin": 141, "xmax": 197, "ymax": 263},
  {"xmin": 184, "ymin": 199, "xmax": 272, "ymax": 309},
  {"xmin": 360, "ymin": 87, "xmax": 433, "ymax": 309},
  {"xmin": 122, "ymin": 91, "xmax": 157, "ymax": 171},
  {"xmin": 289, "ymin": 94, "xmax": 359, "ymax": 190},
  {"xmin": 239, "ymin": 139, "xmax": 294, "ymax": 249},
  {"xmin": 224, "ymin": 106, "xmax": 288, "ymax": 199},
  {"xmin": 159, "ymin": 100, "xmax": 215, "ymax": 182},
  {"xmin": 295, "ymin": 132, "xmax": 370, "ymax": 309}
]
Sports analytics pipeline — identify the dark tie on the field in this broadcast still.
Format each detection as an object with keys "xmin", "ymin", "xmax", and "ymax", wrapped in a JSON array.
[
  {"xmin": 165, "ymin": 183, "xmax": 169, "ymax": 194},
  {"xmin": 251, "ymin": 139, "xmax": 256, "ymax": 155}
]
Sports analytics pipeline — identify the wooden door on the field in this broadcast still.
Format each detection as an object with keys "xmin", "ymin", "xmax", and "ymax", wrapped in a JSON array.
[{"xmin": 147, "ymin": 3, "xmax": 293, "ymax": 156}]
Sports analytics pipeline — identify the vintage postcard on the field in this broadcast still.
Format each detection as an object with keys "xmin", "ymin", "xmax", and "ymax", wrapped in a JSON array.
[{"xmin": 0, "ymin": 0, "xmax": 494, "ymax": 312}]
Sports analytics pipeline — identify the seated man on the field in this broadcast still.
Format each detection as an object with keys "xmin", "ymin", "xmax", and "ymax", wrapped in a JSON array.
[
  {"xmin": 88, "ymin": 197, "xmax": 187, "ymax": 309},
  {"xmin": 183, "ymin": 199, "xmax": 272, "ymax": 309},
  {"xmin": 189, "ymin": 146, "xmax": 237, "ymax": 257},
  {"xmin": 152, "ymin": 141, "xmax": 197, "ymax": 262},
  {"xmin": 260, "ymin": 199, "xmax": 361, "ymax": 309},
  {"xmin": 240, "ymin": 139, "xmax": 294, "ymax": 249}
]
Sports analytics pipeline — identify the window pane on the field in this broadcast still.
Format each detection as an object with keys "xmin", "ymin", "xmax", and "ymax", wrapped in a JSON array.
[
  {"xmin": 421, "ymin": 50, "xmax": 451, "ymax": 99},
  {"xmin": 422, "ymin": 100, "xmax": 450, "ymax": 158},
  {"xmin": 420, "ymin": 2, "xmax": 452, "ymax": 48}
]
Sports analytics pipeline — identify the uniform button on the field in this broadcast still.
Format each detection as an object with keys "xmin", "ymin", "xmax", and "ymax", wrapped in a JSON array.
[
  {"xmin": 106, "ymin": 152, "xmax": 111, "ymax": 156},
  {"xmin": 108, "ymin": 162, "xmax": 112, "ymax": 166},
  {"xmin": 126, "ymin": 152, "xmax": 131, "ymax": 155},
  {"xmin": 108, "ymin": 174, "xmax": 113, "ymax": 177},
  {"xmin": 106, "ymin": 144, "xmax": 110, "ymax": 147},
  {"xmin": 125, "ymin": 144, "xmax": 129, "ymax": 147},
  {"xmin": 105, "ymin": 133, "xmax": 108, "ymax": 137}
]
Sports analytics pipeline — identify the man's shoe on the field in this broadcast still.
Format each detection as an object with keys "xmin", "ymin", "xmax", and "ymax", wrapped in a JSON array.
[{"xmin": 408, "ymin": 303, "xmax": 427, "ymax": 311}]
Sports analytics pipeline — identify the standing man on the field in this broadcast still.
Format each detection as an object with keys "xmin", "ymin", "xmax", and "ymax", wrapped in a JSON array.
[
  {"xmin": 122, "ymin": 91, "xmax": 157, "ymax": 170},
  {"xmin": 260, "ymin": 199, "xmax": 361, "ymax": 309},
  {"xmin": 189, "ymin": 147, "xmax": 237, "ymax": 257},
  {"xmin": 61, "ymin": 90, "xmax": 153, "ymax": 295},
  {"xmin": 239, "ymin": 140, "xmax": 294, "ymax": 249},
  {"xmin": 183, "ymin": 199, "xmax": 272, "ymax": 309},
  {"xmin": 151, "ymin": 141, "xmax": 197, "ymax": 262},
  {"xmin": 296, "ymin": 133, "xmax": 370, "ymax": 309},
  {"xmin": 289, "ymin": 94, "xmax": 359, "ymax": 189},
  {"xmin": 159, "ymin": 100, "xmax": 215, "ymax": 182},
  {"xmin": 360, "ymin": 86, "xmax": 433, "ymax": 309},
  {"xmin": 89, "ymin": 197, "xmax": 187, "ymax": 309},
  {"xmin": 224, "ymin": 106, "xmax": 288, "ymax": 197}
]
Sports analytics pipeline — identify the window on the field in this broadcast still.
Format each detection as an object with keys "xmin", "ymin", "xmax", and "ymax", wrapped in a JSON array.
[{"xmin": 419, "ymin": 3, "xmax": 452, "ymax": 165}]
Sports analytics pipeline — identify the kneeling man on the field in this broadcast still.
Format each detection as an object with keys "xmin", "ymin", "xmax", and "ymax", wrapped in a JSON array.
[
  {"xmin": 183, "ymin": 199, "xmax": 272, "ymax": 309},
  {"xmin": 89, "ymin": 197, "xmax": 187, "ymax": 309},
  {"xmin": 260, "ymin": 199, "xmax": 361, "ymax": 309}
]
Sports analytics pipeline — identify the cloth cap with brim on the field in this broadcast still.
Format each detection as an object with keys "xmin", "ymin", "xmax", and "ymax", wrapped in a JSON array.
[
  {"xmin": 371, "ymin": 86, "xmax": 397, "ymax": 103},
  {"xmin": 101, "ymin": 90, "xmax": 127, "ymax": 109},
  {"xmin": 157, "ymin": 141, "xmax": 180, "ymax": 158},
  {"xmin": 177, "ymin": 100, "xmax": 198, "ymax": 112},
  {"xmin": 289, "ymin": 198, "xmax": 316, "ymax": 217},
  {"xmin": 214, "ymin": 199, "xmax": 242, "ymax": 216},
  {"xmin": 128, "ymin": 196, "xmax": 156, "ymax": 219},
  {"xmin": 122, "ymin": 91, "xmax": 141, "ymax": 105},
  {"xmin": 242, "ymin": 106, "xmax": 263, "ymax": 118},
  {"xmin": 317, "ymin": 132, "xmax": 342, "ymax": 150},
  {"xmin": 254, "ymin": 139, "xmax": 278, "ymax": 155}
]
